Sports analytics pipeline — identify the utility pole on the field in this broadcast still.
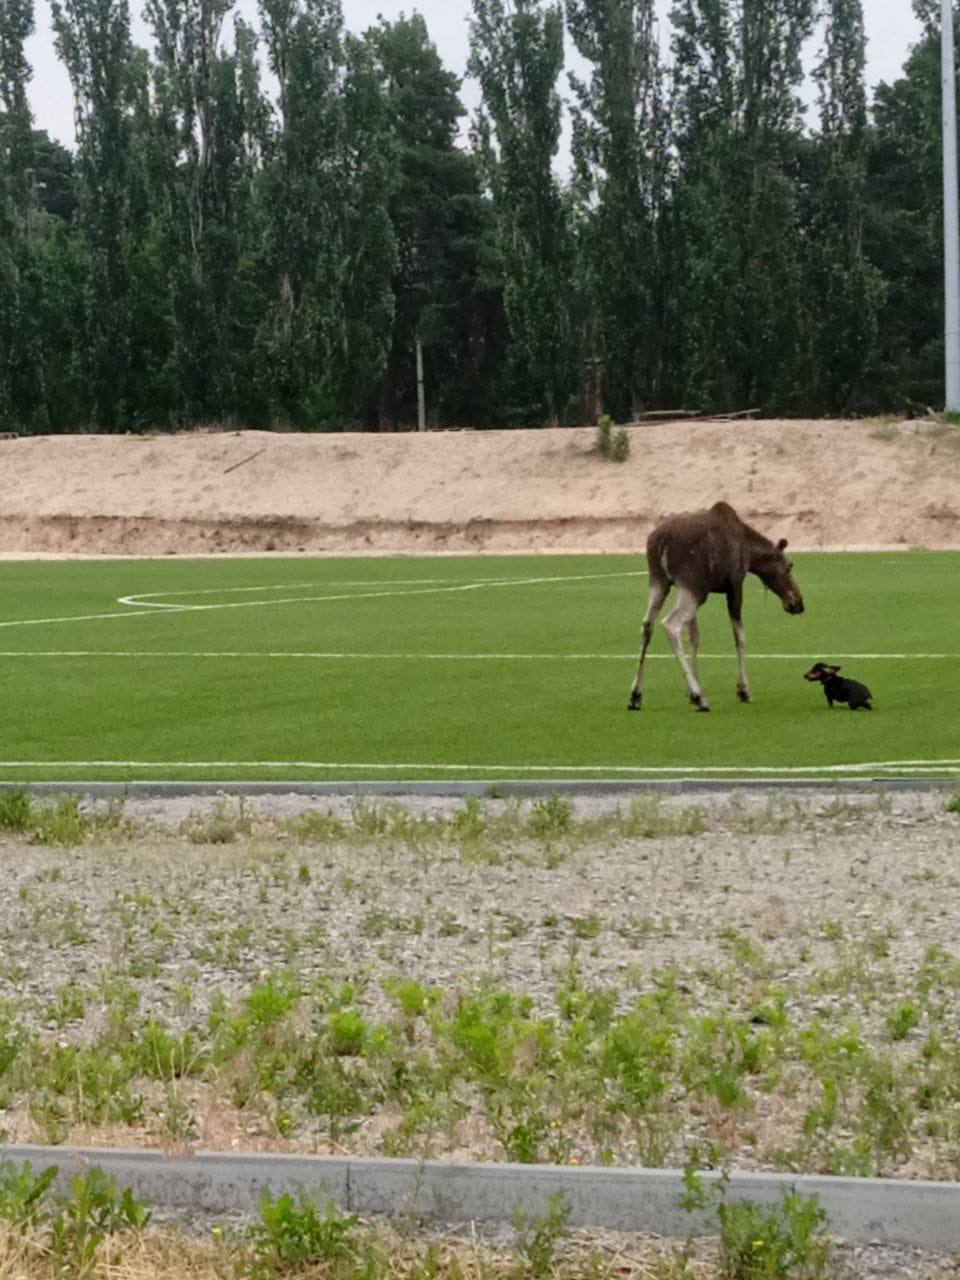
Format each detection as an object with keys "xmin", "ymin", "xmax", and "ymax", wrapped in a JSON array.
[{"xmin": 943, "ymin": 0, "xmax": 960, "ymax": 410}]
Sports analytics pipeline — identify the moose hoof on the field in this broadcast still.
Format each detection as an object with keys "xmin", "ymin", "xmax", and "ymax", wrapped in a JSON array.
[
  {"xmin": 690, "ymin": 694, "xmax": 710, "ymax": 713},
  {"xmin": 737, "ymin": 688, "xmax": 752, "ymax": 704},
  {"xmin": 627, "ymin": 702, "xmax": 642, "ymax": 712}
]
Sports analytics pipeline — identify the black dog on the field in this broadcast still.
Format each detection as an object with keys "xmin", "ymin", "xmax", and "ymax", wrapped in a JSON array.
[{"xmin": 804, "ymin": 662, "xmax": 873, "ymax": 710}]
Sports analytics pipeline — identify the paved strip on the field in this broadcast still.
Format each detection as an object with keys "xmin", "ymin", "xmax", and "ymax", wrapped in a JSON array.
[
  {"xmin": 3, "ymin": 1146, "xmax": 959, "ymax": 1249},
  {"xmin": 0, "ymin": 778, "xmax": 952, "ymax": 797}
]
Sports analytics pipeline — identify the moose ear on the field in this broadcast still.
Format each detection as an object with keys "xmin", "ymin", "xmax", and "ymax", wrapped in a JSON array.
[{"xmin": 777, "ymin": 538, "xmax": 789, "ymax": 551}]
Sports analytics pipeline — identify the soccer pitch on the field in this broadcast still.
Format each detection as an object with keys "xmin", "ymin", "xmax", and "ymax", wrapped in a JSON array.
[{"xmin": 0, "ymin": 552, "xmax": 956, "ymax": 782}]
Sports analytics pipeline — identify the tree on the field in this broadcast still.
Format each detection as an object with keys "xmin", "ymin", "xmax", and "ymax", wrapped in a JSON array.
[
  {"xmin": 800, "ymin": 0, "xmax": 884, "ymax": 411},
  {"xmin": 257, "ymin": 0, "xmax": 396, "ymax": 426},
  {"xmin": 864, "ymin": 14, "xmax": 948, "ymax": 409},
  {"xmin": 368, "ymin": 13, "xmax": 503, "ymax": 428},
  {"xmin": 0, "ymin": 0, "xmax": 45, "ymax": 425},
  {"xmin": 669, "ymin": 0, "xmax": 816, "ymax": 412},
  {"xmin": 566, "ymin": 0, "xmax": 664, "ymax": 420},
  {"xmin": 470, "ymin": 0, "xmax": 576, "ymax": 423},
  {"xmin": 52, "ymin": 0, "xmax": 136, "ymax": 428}
]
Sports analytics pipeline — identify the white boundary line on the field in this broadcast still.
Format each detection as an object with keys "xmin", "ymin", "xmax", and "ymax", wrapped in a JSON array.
[
  {"xmin": 116, "ymin": 578, "xmax": 448, "ymax": 608},
  {"xmin": 0, "ymin": 759, "xmax": 956, "ymax": 774},
  {"xmin": 0, "ymin": 650, "xmax": 955, "ymax": 661}
]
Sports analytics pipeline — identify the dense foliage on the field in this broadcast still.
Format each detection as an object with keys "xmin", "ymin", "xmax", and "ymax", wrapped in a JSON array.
[{"xmin": 0, "ymin": 0, "xmax": 954, "ymax": 430}]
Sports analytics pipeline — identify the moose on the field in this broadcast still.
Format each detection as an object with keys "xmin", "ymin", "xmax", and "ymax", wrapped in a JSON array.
[{"xmin": 627, "ymin": 501, "xmax": 805, "ymax": 713}]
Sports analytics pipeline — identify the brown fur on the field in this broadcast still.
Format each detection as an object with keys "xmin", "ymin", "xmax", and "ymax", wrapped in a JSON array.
[{"xmin": 628, "ymin": 501, "xmax": 804, "ymax": 712}]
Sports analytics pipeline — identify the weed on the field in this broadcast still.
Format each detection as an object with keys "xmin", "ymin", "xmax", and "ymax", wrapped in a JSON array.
[
  {"xmin": 0, "ymin": 788, "xmax": 31, "ymax": 832},
  {"xmin": 49, "ymin": 1167, "xmax": 151, "ymax": 1275},
  {"xmin": 248, "ymin": 1191, "xmax": 359, "ymax": 1268},
  {"xmin": 529, "ymin": 794, "xmax": 572, "ymax": 840},
  {"xmin": 0, "ymin": 1161, "xmax": 57, "ymax": 1231},
  {"xmin": 885, "ymin": 1001, "xmax": 922, "ymax": 1041},
  {"xmin": 182, "ymin": 797, "xmax": 252, "ymax": 844},
  {"xmin": 717, "ymin": 1193, "xmax": 829, "ymax": 1280},
  {"xmin": 513, "ymin": 1191, "xmax": 570, "ymax": 1277}
]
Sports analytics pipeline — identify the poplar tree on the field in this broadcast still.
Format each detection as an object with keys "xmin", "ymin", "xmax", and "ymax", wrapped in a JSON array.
[
  {"xmin": 369, "ymin": 14, "xmax": 498, "ymax": 428},
  {"xmin": 802, "ymin": 0, "xmax": 883, "ymax": 410},
  {"xmin": 470, "ymin": 0, "xmax": 575, "ymax": 423},
  {"xmin": 257, "ymin": 0, "xmax": 395, "ymax": 425},
  {"xmin": 0, "ymin": 0, "xmax": 44, "ymax": 424},
  {"xmin": 52, "ymin": 0, "xmax": 136, "ymax": 427},
  {"xmin": 670, "ymin": 0, "xmax": 815, "ymax": 412},
  {"xmin": 566, "ymin": 0, "xmax": 663, "ymax": 419}
]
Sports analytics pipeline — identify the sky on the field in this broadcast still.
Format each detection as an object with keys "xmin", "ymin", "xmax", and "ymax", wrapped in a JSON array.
[{"xmin": 27, "ymin": 0, "xmax": 925, "ymax": 158}]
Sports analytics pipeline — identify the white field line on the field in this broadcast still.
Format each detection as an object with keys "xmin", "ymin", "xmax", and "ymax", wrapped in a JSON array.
[
  {"xmin": 0, "ymin": 759, "xmax": 957, "ymax": 774},
  {"xmin": 0, "ymin": 570, "xmax": 644, "ymax": 631},
  {"xmin": 116, "ymin": 579, "xmax": 448, "ymax": 608},
  {"xmin": 0, "ymin": 650, "xmax": 957, "ymax": 662}
]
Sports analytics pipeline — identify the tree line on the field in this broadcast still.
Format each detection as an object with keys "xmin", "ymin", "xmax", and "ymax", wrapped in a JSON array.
[{"xmin": 0, "ymin": 0, "xmax": 953, "ymax": 431}]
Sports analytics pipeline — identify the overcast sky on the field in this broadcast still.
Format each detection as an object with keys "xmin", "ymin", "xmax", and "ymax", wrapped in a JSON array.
[{"xmin": 27, "ymin": 0, "xmax": 925, "ymax": 156}]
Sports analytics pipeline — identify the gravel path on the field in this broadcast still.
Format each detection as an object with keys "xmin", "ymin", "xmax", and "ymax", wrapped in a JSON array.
[{"xmin": 2, "ymin": 789, "xmax": 960, "ymax": 1184}]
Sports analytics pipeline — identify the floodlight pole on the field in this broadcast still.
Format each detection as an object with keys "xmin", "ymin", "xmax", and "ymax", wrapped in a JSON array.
[{"xmin": 943, "ymin": 0, "xmax": 960, "ymax": 411}]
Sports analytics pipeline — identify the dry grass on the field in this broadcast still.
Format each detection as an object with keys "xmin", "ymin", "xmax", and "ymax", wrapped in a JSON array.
[{"xmin": 0, "ymin": 1221, "xmax": 716, "ymax": 1280}]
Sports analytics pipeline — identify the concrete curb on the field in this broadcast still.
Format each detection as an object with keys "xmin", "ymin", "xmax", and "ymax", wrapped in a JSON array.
[
  {"xmin": 0, "ymin": 779, "xmax": 954, "ymax": 798},
  {"xmin": 3, "ymin": 1146, "xmax": 960, "ymax": 1249}
]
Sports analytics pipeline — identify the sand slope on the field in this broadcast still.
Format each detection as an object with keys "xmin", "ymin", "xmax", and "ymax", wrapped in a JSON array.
[{"xmin": 0, "ymin": 419, "xmax": 957, "ymax": 554}]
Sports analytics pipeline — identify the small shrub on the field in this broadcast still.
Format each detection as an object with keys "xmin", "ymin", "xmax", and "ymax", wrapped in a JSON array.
[
  {"xmin": 948, "ymin": 791, "xmax": 960, "ymax": 814},
  {"xmin": 595, "ymin": 414, "xmax": 630, "ymax": 461},
  {"xmin": 611, "ymin": 426, "xmax": 630, "ymax": 460}
]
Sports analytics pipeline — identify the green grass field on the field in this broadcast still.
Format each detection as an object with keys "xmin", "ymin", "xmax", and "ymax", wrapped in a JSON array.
[{"xmin": 0, "ymin": 552, "xmax": 956, "ymax": 782}]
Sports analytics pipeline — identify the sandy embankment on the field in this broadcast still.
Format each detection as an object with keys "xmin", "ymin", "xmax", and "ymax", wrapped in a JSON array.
[{"xmin": 0, "ymin": 418, "xmax": 957, "ymax": 555}]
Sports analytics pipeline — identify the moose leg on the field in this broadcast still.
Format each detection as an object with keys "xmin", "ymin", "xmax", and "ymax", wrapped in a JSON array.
[
  {"xmin": 727, "ymin": 586, "xmax": 751, "ymax": 703},
  {"xmin": 662, "ymin": 588, "xmax": 710, "ymax": 711},
  {"xmin": 627, "ymin": 580, "xmax": 667, "ymax": 710},
  {"xmin": 685, "ymin": 616, "xmax": 701, "ymax": 687}
]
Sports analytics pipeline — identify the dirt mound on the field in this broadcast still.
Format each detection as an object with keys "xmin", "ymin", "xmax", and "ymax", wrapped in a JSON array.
[{"xmin": 0, "ymin": 419, "xmax": 957, "ymax": 555}]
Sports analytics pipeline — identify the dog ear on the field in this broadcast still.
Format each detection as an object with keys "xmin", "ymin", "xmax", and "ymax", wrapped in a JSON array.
[
  {"xmin": 777, "ymin": 538, "xmax": 788, "ymax": 551},
  {"xmin": 831, "ymin": 665, "xmax": 841, "ymax": 674}
]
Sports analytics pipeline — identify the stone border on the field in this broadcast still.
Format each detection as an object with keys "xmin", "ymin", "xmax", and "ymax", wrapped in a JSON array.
[
  {"xmin": 0, "ymin": 779, "xmax": 953, "ymax": 798},
  {"xmin": 2, "ymin": 1147, "xmax": 960, "ymax": 1249}
]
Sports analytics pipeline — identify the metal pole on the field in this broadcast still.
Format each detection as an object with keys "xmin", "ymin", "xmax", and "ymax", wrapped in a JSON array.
[
  {"xmin": 416, "ymin": 333, "xmax": 426, "ymax": 431},
  {"xmin": 943, "ymin": 0, "xmax": 960, "ymax": 410}
]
